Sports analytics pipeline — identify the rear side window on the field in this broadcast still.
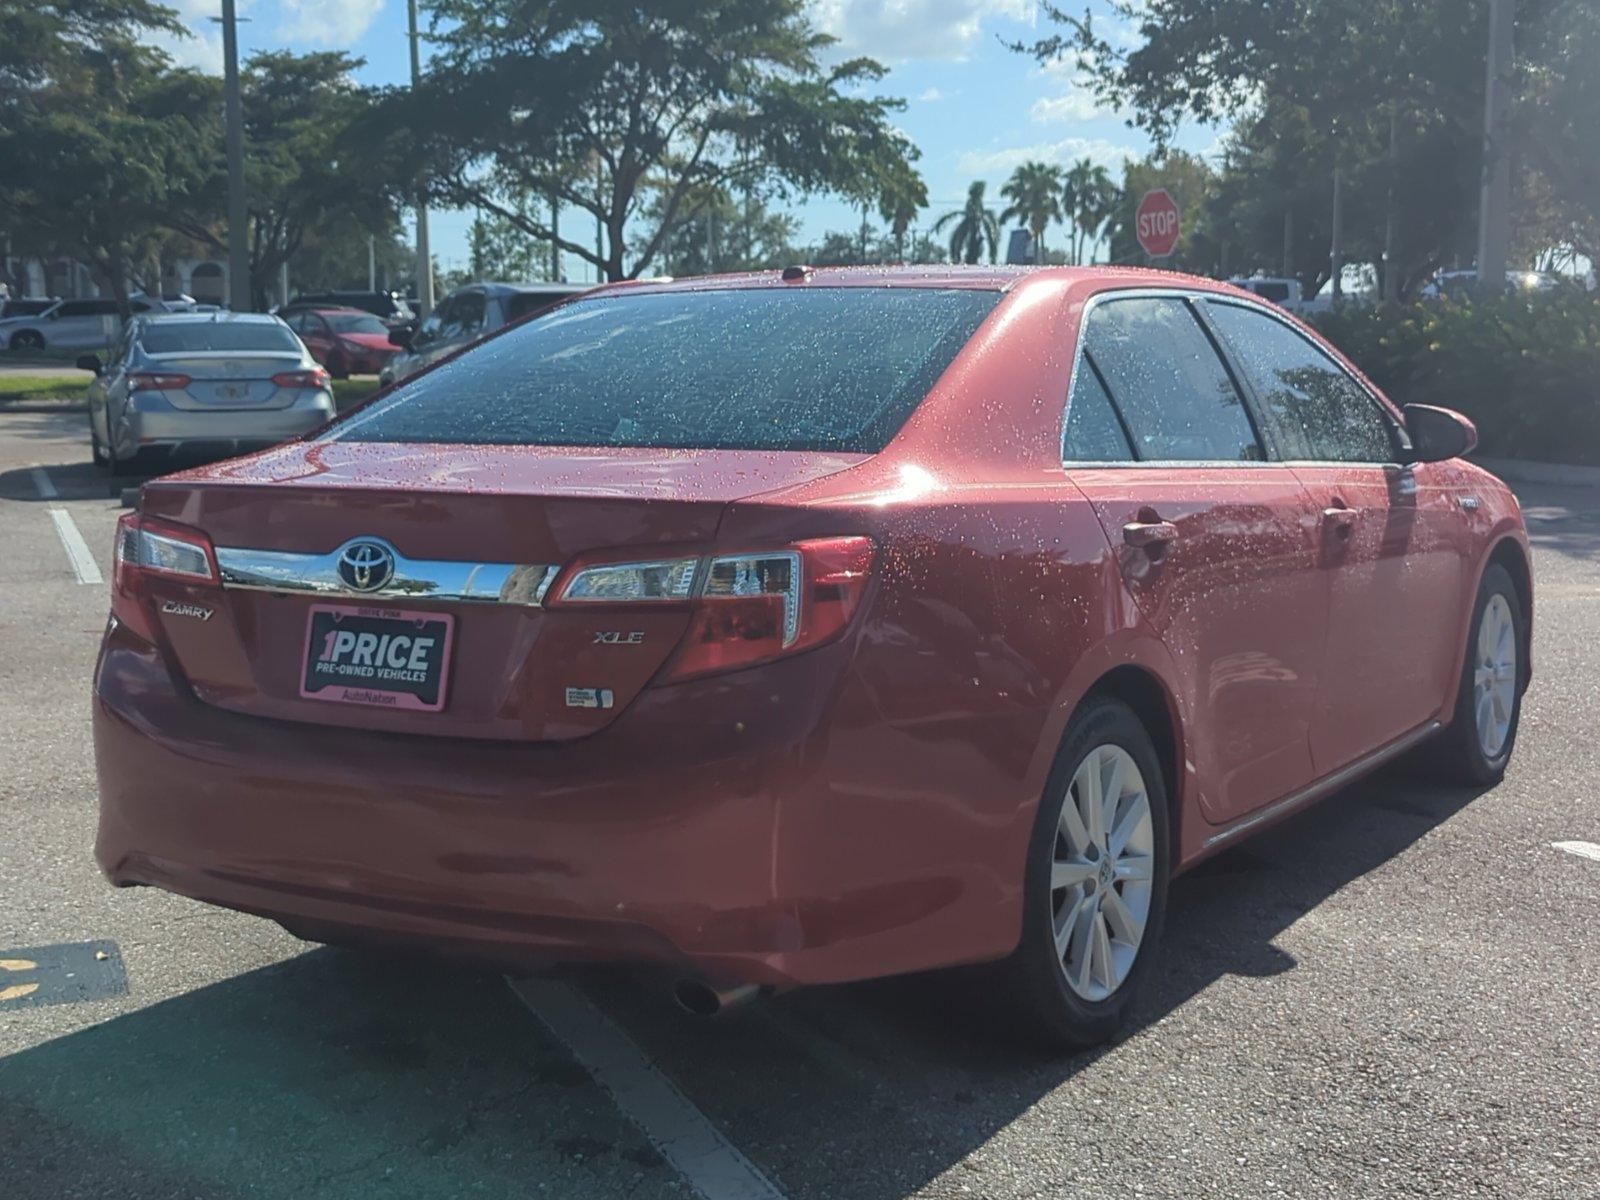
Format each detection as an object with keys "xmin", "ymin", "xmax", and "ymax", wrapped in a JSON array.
[
  {"xmin": 329, "ymin": 288, "xmax": 1001, "ymax": 453},
  {"xmin": 1205, "ymin": 302, "xmax": 1396, "ymax": 462},
  {"xmin": 140, "ymin": 323, "xmax": 301, "ymax": 354},
  {"xmin": 1063, "ymin": 362, "xmax": 1134, "ymax": 462},
  {"xmin": 1082, "ymin": 297, "xmax": 1262, "ymax": 462}
]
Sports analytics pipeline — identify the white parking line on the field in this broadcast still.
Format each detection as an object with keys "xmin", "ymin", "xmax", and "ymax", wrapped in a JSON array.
[
  {"xmin": 508, "ymin": 978, "xmax": 786, "ymax": 1200},
  {"xmin": 33, "ymin": 465, "xmax": 104, "ymax": 586},
  {"xmin": 1552, "ymin": 840, "xmax": 1600, "ymax": 863}
]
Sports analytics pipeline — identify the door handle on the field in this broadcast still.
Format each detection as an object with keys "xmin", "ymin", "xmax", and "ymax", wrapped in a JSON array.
[
  {"xmin": 1123, "ymin": 520, "xmax": 1179, "ymax": 550},
  {"xmin": 1321, "ymin": 505, "xmax": 1357, "ymax": 538}
]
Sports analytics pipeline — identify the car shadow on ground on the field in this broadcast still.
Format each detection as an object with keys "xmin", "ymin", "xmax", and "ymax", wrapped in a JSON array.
[{"xmin": 0, "ymin": 766, "xmax": 1489, "ymax": 1200}]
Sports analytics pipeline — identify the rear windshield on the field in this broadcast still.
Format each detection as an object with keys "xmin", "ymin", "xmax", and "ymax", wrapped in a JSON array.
[
  {"xmin": 327, "ymin": 287, "xmax": 1000, "ymax": 453},
  {"xmin": 142, "ymin": 323, "xmax": 301, "ymax": 354},
  {"xmin": 324, "ymin": 312, "xmax": 390, "ymax": 335}
]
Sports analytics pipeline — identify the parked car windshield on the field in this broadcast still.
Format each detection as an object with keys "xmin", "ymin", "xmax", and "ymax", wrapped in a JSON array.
[
  {"xmin": 328, "ymin": 287, "xmax": 1001, "ymax": 453},
  {"xmin": 323, "ymin": 312, "xmax": 390, "ymax": 335},
  {"xmin": 140, "ymin": 322, "xmax": 302, "ymax": 354}
]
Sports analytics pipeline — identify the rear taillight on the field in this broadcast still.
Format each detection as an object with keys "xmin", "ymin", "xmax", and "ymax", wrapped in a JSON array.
[
  {"xmin": 128, "ymin": 371, "xmax": 190, "ymax": 391},
  {"xmin": 550, "ymin": 537, "xmax": 875, "ymax": 682},
  {"xmin": 272, "ymin": 367, "xmax": 331, "ymax": 389},
  {"xmin": 111, "ymin": 512, "xmax": 218, "ymax": 642}
]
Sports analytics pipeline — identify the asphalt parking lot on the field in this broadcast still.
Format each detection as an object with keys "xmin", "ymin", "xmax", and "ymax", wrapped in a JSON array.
[{"xmin": 1, "ymin": 406, "xmax": 1596, "ymax": 1200}]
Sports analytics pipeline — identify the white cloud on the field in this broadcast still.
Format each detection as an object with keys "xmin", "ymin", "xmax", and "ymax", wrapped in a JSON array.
[
  {"xmin": 277, "ymin": 0, "xmax": 386, "ymax": 48},
  {"xmin": 957, "ymin": 136, "xmax": 1135, "ymax": 176},
  {"xmin": 1029, "ymin": 85, "xmax": 1106, "ymax": 124},
  {"xmin": 149, "ymin": 0, "xmax": 232, "ymax": 74},
  {"xmin": 813, "ymin": 0, "xmax": 1032, "ymax": 63},
  {"xmin": 917, "ymin": 86, "xmax": 947, "ymax": 101}
]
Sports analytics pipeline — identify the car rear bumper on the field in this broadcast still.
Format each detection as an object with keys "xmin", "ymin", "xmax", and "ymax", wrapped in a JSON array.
[
  {"xmin": 92, "ymin": 620, "xmax": 1019, "ymax": 987},
  {"xmin": 115, "ymin": 401, "xmax": 333, "ymax": 459}
]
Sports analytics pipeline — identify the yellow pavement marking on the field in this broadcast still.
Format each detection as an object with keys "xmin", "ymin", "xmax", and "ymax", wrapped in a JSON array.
[
  {"xmin": 0, "ymin": 982, "xmax": 41, "ymax": 1002},
  {"xmin": 0, "ymin": 958, "xmax": 39, "ymax": 972}
]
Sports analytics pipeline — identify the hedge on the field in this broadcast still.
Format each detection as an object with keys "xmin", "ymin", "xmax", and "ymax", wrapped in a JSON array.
[{"xmin": 1311, "ymin": 288, "xmax": 1600, "ymax": 466}]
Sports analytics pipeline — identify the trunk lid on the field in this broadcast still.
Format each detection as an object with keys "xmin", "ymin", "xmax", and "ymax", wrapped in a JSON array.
[
  {"xmin": 136, "ymin": 440, "xmax": 865, "ymax": 742},
  {"xmin": 151, "ymin": 352, "xmax": 305, "ymax": 410}
]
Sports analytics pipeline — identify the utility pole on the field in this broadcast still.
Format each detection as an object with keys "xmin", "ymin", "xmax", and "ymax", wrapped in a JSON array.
[
  {"xmin": 1382, "ymin": 109, "xmax": 1401, "ymax": 304},
  {"xmin": 549, "ymin": 192, "xmax": 561, "ymax": 282},
  {"xmin": 1281, "ymin": 208, "xmax": 1294, "ymax": 280},
  {"xmin": 1329, "ymin": 164, "xmax": 1345, "ymax": 299},
  {"xmin": 406, "ymin": 0, "xmax": 434, "ymax": 317},
  {"xmin": 1476, "ymin": 0, "xmax": 1514, "ymax": 293},
  {"xmin": 220, "ymin": 0, "xmax": 250, "ymax": 312},
  {"xmin": 367, "ymin": 235, "xmax": 376, "ymax": 291}
]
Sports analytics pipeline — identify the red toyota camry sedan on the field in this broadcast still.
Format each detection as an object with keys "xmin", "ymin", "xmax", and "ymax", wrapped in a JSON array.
[{"xmin": 93, "ymin": 267, "xmax": 1531, "ymax": 1046}]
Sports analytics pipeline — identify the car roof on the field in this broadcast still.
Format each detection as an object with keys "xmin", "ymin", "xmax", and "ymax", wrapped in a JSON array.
[
  {"xmin": 140, "ymin": 311, "xmax": 285, "ymax": 325},
  {"xmin": 581, "ymin": 264, "xmax": 1242, "ymax": 298},
  {"xmin": 474, "ymin": 282, "xmax": 592, "ymax": 295},
  {"xmin": 296, "ymin": 306, "xmax": 372, "ymax": 316}
]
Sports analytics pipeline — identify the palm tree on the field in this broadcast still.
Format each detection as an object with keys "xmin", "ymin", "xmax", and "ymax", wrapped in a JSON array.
[
  {"xmin": 999, "ymin": 161, "xmax": 1065, "ymax": 262},
  {"xmin": 933, "ymin": 181, "xmax": 1000, "ymax": 265},
  {"xmin": 878, "ymin": 168, "xmax": 928, "ymax": 263},
  {"xmin": 1064, "ymin": 158, "xmax": 1119, "ymax": 265}
]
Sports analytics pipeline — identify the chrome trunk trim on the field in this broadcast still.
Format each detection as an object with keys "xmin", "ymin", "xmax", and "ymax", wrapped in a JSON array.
[{"xmin": 214, "ymin": 539, "xmax": 558, "ymax": 607}]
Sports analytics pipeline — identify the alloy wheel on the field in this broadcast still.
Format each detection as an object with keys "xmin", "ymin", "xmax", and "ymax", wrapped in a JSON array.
[
  {"xmin": 1473, "ymin": 593, "xmax": 1517, "ymax": 759},
  {"xmin": 1050, "ymin": 743, "xmax": 1155, "ymax": 1002}
]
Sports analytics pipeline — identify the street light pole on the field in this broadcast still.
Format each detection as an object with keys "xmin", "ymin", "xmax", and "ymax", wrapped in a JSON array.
[
  {"xmin": 1476, "ymin": 0, "xmax": 1514, "ymax": 292},
  {"xmin": 220, "ymin": 0, "xmax": 250, "ymax": 312},
  {"xmin": 406, "ymin": 0, "xmax": 434, "ymax": 318}
]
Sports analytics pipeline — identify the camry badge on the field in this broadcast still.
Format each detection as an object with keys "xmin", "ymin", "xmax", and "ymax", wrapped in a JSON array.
[
  {"xmin": 337, "ymin": 541, "xmax": 395, "ymax": 592},
  {"xmin": 160, "ymin": 600, "xmax": 214, "ymax": 621}
]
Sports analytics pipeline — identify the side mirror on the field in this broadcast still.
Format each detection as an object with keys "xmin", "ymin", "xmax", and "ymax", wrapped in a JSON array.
[
  {"xmin": 388, "ymin": 327, "xmax": 413, "ymax": 349},
  {"xmin": 76, "ymin": 354, "xmax": 103, "ymax": 375},
  {"xmin": 1403, "ymin": 403, "xmax": 1477, "ymax": 463}
]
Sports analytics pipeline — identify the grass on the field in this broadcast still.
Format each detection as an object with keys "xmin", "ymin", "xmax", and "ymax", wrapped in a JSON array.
[
  {"xmin": 0, "ymin": 374, "xmax": 91, "ymax": 403},
  {"xmin": 0, "ymin": 374, "xmax": 384, "ymax": 407}
]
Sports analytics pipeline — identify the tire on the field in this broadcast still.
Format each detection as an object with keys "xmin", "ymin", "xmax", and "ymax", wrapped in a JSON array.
[
  {"xmin": 9, "ymin": 329, "xmax": 44, "ymax": 352},
  {"xmin": 328, "ymin": 353, "xmax": 350, "ymax": 380},
  {"xmin": 992, "ymin": 696, "xmax": 1172, "ymax": 1050},
  {"xmin": 1413, "ymin": 562, "xmax": 1525, "ymax": 786}
]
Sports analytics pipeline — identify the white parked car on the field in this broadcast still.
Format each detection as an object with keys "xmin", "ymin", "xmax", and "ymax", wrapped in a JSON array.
[{"xmin": 0, "ymin": 295, "xmax": 181, "ymax": 352}]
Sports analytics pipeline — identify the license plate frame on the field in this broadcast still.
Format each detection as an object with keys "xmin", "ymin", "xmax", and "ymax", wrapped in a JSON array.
[{"xmin": 300, "ymin": 603, "xmax": 454, "ymax": 712}]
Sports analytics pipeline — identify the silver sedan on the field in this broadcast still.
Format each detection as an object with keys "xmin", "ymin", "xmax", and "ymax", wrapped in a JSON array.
[{"xmin": 82, "ymin": 312, "xmax": 337, "ymax": 474}]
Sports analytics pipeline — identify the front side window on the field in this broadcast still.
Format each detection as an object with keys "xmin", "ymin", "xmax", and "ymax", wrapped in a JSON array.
[
  {"xmin": 1081, "ymin": 297, "xmax": 1261, "ymax": 462},
  {"xmin": 1205, "ymin": 301, "xmax": 1396, "ymax": 462},
  {"xmin": 328, "ymin": 287, "xmax": 1000, "ymax": 453}
]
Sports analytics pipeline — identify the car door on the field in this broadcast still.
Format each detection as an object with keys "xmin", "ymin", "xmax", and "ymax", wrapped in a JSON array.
[
  {"xmin": 298, "ymin": 313, "xmax": 336, "ymax": 366},
  {"xmin": 89, "ymin": 322, "xmax": 134, "ymax": 446},
  {"xmin": 1203, "ymin": 299, "xmax": 1466, "ymax": 772},
  {"xmin": 1064, "ymin": 292, "xmax": 1329, "ymax": 826}
]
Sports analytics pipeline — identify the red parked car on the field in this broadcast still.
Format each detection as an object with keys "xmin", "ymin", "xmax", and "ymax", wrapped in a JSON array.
[
  {"xmin": 94, "ymin": 267, "xmax": 1531, "ymax": 1046},
  {"xmin": 281, "ymin": 306, "xmax": 397, "ymax": 378}
]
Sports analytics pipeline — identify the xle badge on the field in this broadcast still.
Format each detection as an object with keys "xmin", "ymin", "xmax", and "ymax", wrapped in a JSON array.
[
  {"xmin": 593, "ymin": 631, "xmax": 645, "ymax": 645},
  {"xmin": 161, "ymin": 600, "xmax": 214, "ymax": 621},
  {"xmin": 566, "ymin": 687, "xmax": 615, "ymax": 710}
]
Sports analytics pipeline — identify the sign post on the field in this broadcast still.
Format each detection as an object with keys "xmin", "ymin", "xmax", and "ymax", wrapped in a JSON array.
[{"xmin": 1135, "ymin": 189, "xmax": 1182, "ymax": 261}]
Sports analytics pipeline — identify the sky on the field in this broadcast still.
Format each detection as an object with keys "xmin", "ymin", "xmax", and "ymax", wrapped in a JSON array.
[{"xmin": 151, "ymin": 0, "xmax": 1220, "ymax": 282}]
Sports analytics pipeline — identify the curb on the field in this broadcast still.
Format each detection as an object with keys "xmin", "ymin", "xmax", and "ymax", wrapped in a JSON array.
[{"xmin": 1475, "ymin": 456, "xmax": 1600, "ymax": 487}]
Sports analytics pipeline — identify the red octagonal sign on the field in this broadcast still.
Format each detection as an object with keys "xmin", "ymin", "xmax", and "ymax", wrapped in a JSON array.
[{"xmin": 1135, "ymin": 189, "xmax": 1181, "ymax": 259}]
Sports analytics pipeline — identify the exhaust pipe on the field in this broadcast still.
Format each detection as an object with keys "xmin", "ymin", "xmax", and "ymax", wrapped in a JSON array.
[{"xmin": 672, "ymin": 978, "xmax": 764, "ymax": 1017}]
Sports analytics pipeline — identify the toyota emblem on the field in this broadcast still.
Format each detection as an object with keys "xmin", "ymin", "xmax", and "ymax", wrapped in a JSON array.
[{"xmin": 337, "ymin": 541, "xmax": 395, "ymax": 592}]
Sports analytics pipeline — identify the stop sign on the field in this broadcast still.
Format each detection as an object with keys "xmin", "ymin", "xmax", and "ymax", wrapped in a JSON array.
[{"xmin": 1135, "ymin": 189, "xmax": 1181, "ymax": 259}]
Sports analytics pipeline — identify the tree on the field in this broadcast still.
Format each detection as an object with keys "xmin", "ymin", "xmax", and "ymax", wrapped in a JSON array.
[
  {"xmin": 0, "ymin": 9, "xmax": 214, "ymax": 314},
  {"xmin": 876, "ymin": 160, "xmax": 928, "ymax": 263},
  {"xmin": 165, "ymin": 52, "xmax": 400, "ymax": 309},
  {"xmin": 998, "ymin": 162, "xmax": 1064, "ymax": 261},
  {"xmin": 1016, "ymin": 0, "xmax": 1597, "ymax": 293},
  {"xmin": 934, "ymin": 181, "xmax": 1000, "ymax": 265},
  {"xmin": 1063, "ymin": 158, "xmax": 1118, "ymax": 265},
  {"xmin": 376, "ymin": 0, "xmax": 920, "ymax": 283},
  {"xmin": 637, "ymin": 184, "xmax": 801, "ymax": 275},
  {"xmin": 1106, "ymin": 151, "xmax": 1223, "ymax": 276}
]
